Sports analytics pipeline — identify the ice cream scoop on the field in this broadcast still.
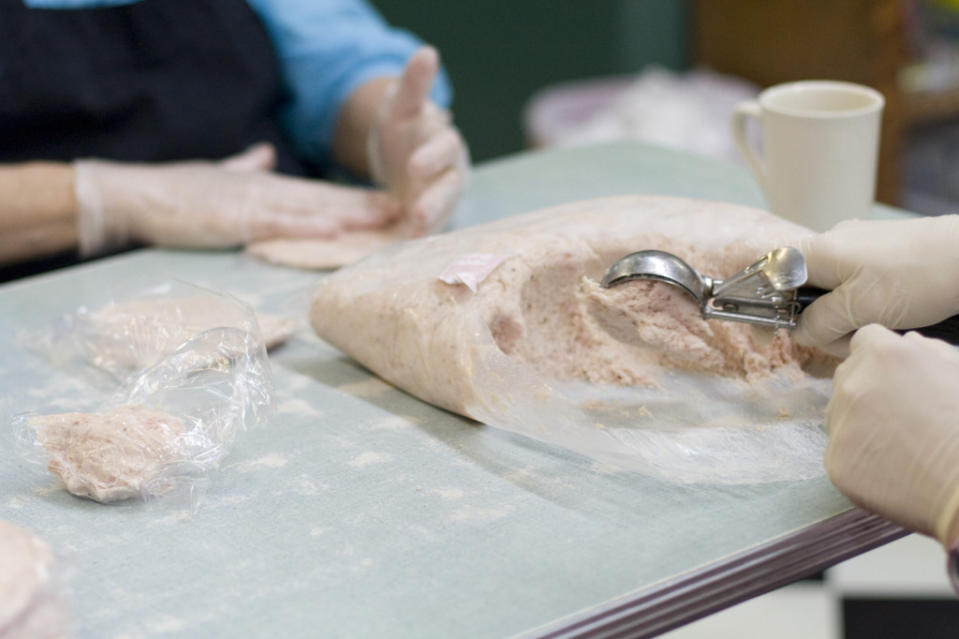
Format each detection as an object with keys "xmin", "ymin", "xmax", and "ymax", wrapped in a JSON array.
[
  {"xmin": 603, "ymin": 247, "xmax": 959, "ymax": 343},
  {"xmin": 602, "ymin": 247, "xmax": 818, "ymax": 329}
]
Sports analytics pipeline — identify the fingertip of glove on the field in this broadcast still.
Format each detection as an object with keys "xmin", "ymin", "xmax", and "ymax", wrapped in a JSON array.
[
  {"xmin": 824, "ymin": 337, "xmax": 852, "ymax": 359},
  {"xmin": 790, "ymin": 322, "xmax": 811, "ymax": 347},
  {"xmin": 409, "ymin": 202, "xmax": 431, "ymax": 228},
  {"xmin": 413, "ymin": 45, "xmax": 439, "ymax": 70},
  {"xmin": 222, "ymin": 142, "xmax": 276, "ymax": 173},
  {"xmin": 369, "ymin": 193, "xmax": 402, "ymax": 223},
  {"xmin": 792, "ymin": 320, "xmax": 852, "ymax": 358},
  {"xmin": 849, "ymin": 323, "xmax": 894, "ymax": 350}
]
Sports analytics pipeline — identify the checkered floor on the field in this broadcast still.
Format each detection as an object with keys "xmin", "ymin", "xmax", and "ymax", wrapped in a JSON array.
[{"xmin": 663, "ymin": 534, "xmax": 959, "ymax": 639}]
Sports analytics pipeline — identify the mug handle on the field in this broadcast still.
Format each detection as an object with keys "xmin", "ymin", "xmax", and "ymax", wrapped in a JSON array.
[{"xmin": 731, "ymin": 101, "xmax": 767, "ymax": 196}]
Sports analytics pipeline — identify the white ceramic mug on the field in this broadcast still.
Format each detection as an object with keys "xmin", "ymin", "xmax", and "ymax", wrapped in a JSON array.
[{"xmin": 731, "ymin": 80, "xmax": 884, "ymax": 232}]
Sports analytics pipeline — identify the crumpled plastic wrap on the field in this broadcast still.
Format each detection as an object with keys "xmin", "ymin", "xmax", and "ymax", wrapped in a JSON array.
[
  {"xmin": 29, "ymin": 281, "xmax": 293, "ymax": 386},
  {"xmin": 13, "ymin": 283, "xmax": 273, "ymax": 503},
  {"xmin": 310, "ymin": 195, "xmax": 832, "ymax": 484}
]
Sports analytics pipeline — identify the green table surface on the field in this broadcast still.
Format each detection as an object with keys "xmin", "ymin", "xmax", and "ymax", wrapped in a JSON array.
[{"xmin": 0, "ymin": 142, "xmax": 906, "ymax": 639}]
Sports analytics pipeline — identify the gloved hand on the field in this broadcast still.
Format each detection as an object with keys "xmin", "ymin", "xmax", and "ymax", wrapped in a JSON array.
[
  {"xmin": 793, "ymin": 215, "xmax": 959, "ymax": 357},
  {"xmin": 366, "ymin": 46, "xmax": 469, "ymax": 237},
  {"xmin": 825, "ymin": 324, "xmax": 959, "ymax": 549},
  {"xmin": 75, "ymin": 143, "xmax": 398, "ymax": 256}
]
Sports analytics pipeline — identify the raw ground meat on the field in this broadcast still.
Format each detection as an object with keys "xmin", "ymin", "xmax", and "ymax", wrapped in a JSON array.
[
  {"xmin": 29, "ymin": 405, "xmax": 187, "ymax": 503},
  {"xmin": 578, "ymin": 276, "xmax": 812, "ymax": 383},
  {"xmin": 246, "ymin": 229, "xmax": 399, "ymax": 270}
]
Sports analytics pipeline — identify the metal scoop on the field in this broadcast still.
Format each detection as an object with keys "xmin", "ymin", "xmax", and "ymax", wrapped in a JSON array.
[
  {"xmin": 601, "ymin": 247, "xmax": 817, "ymax": 329},
  {"xmin": 603, "ymin": 246, "xmax": 959, "ymax": 341}
]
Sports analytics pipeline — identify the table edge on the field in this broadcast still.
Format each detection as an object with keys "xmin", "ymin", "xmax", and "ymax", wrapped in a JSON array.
[{"xmin": 525, "ymin": 509, "xmax": 906, "ymax": 639}]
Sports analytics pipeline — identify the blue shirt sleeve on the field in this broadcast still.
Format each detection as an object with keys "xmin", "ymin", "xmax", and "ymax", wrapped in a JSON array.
[{"xmin": 246, "ymin": 0, "xmax": 453, "ymax": 168}]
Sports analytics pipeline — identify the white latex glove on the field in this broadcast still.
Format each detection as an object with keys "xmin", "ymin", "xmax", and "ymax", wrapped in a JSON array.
[
  {"xmin": 825, "ymin": 324, "xmax": 959, "ymax": 549},
  {"xmin": 793, "ymin": 215, "xmax": 959, "ymax": 357},
  {"xmin": 366, "ymin": 46, "xmax": 469, "ymax": 237},
  {"xmin": 75, "ymin": 143, "xmax": 398, "ymax": 255}
]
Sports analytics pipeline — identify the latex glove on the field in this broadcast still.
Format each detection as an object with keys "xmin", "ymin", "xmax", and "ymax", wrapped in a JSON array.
[
  {"xmin": 793, "ymin": 215, "xmax": 959, "ymax": 357},
  {"xmin": 75, "ymin": 143, "xmax": 398, "ymax": 255},
  {"xmin": 367, "ymin": 46, "xmax": 469, "ymax": 237},
  {"xmin": 825, "ymin": 324, "xmax": 959, "ymax": 548}
]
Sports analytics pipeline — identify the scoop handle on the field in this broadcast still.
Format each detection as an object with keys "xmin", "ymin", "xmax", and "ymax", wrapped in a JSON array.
[
  {"xmin": 795, "ymin": 286, "xmax": 829, "ymax": 309},
  {"xmin": 795, "ymin": 286, "xmax": 959, "ymax": 346}
]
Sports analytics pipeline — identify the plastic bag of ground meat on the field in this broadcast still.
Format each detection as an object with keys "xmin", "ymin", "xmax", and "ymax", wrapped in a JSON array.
[{"xmin": 309, "ymin": 195, "xmax": 836, "ymax": 484}]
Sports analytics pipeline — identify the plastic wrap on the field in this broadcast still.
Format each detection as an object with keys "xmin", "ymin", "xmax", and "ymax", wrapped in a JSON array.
[
  {"xmin": 310, "ymin": 195, "xmax": 832, "ymax": 484},
  {"xmin": 13, "ymin": 283, "xmax": 273, "ymax": 504},
  {"xmin": 30, "ymin": 281, "xmax": 294, "ymax": 386}
]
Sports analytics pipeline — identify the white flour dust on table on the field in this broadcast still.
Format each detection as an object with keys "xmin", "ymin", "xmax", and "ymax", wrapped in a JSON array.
[{"xmin": 311, "ymin": 195, "xmax": 835, "ymax": 484}]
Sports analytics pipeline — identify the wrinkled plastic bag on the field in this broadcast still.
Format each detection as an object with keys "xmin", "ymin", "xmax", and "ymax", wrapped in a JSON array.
[
  {"xmin": 13, "ymin": 283, "xmax": 273, "ymax": 504},
  {"xmin": 27, "ymin": 281, "xmax": 292, "ymax": 387},
  {"xmin": 310, "ymin": 195, "xmax": 831, "ymax": 485}
]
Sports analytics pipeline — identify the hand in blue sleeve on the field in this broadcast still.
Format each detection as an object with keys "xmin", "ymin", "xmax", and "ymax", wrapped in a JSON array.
[{"xmin": 247, "ymin": 0, "xmax": 453, "ymax": 169}]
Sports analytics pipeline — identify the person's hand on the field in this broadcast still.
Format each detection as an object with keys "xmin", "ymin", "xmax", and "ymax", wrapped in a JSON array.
[
  {"xmin": 74, "ymin": 143, "xmax": 398, "ymax": 255},
  {"xmin": 793, "ymin": 215, "xmax": 959, "ymax": 357},
  {"xmin": 366, "ymin": 46, "xmax": 469, "ymax": 237},
  {"xmin": 824, "ymin": 324, "xmax": 959, "ymax": 548}
]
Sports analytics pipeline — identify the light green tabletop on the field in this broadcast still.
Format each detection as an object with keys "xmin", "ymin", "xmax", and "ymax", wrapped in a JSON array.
[{"xmin": 0, "ymin": 142, "xmax": 904, "ymax": 639}]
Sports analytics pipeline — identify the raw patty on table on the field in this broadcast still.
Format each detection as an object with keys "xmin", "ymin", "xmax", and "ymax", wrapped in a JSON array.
[
  {"xmin": 29, "ymin": 405, "xmax": 187, "ymax": 503},
  {"xmin": 246, "ymin": 229, "xmax": 398, "ymax": 270}
]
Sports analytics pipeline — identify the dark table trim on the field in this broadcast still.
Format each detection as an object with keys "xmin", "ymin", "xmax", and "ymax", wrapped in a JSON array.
[{"xmin": 529, "ymin": 509, "xmax": 906, "ymax": 638}]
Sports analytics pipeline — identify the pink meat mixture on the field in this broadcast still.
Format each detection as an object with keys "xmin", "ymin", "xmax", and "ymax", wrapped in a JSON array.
[{"xmin": 487, "ymin": 239, "xmax": 832, "ymax": 386}]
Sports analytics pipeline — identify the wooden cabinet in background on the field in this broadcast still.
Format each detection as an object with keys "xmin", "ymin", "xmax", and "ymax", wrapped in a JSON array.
[{"xmin": 692, "ymin": 0, "xmax": 907, "ymax": 204}]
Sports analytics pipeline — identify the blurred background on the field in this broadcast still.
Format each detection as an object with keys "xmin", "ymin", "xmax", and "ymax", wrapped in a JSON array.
[
  {"xmin": 373, "ymin": 0, "xmax": 688, "ymax": 164},
  {"xmin": 375, "ymin": 0, "xmax": 959, "ymax": 217}
]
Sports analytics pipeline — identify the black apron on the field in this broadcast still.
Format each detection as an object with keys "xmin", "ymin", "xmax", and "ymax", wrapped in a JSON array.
[
  {"xmin": 0, "ymin": 0, "xmax": 310, "ymax": 174},
  {"xmin": 0, "ymin": 0, "xmax": 314, "ymax": 280}
]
